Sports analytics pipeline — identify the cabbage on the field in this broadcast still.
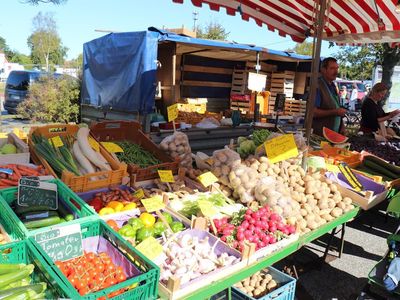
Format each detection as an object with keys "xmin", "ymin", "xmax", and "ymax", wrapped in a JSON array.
[{"xmin": 1, "ymin": 144, "xmax": 17, "ymax": 154}]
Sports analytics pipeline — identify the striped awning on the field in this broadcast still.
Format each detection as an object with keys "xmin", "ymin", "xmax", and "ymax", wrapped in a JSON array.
[{"xmin": 172, "ymin": 0, "xmax": 400, "ymax": 45}]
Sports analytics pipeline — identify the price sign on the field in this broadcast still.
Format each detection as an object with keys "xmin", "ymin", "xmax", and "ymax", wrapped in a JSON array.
[
  {"xmin": 198, "ymin": 200, "xmax": 218, "ymax": 217},
  {"xmin": 35, "ymin": 224, "xmax": 83, "ymax": 262},
  {"xmin": 88, "ymin": 137, "xmax": 100, "ymax": 152},
  {"xmin": 135, "ymin": 237, "xmax": 163, "ymax": 260},
  {"xmin": 141, "ymin": 195, "xmax": 165, "ymax": 212},
  {"xmin": 133, "ymin": 189, "xmax": 145, "ymax": 199},
  {"xmin": 167, "ymin": 104, "xmax": 178, "ymax": 122},
  {"xmin": 49, "ymin": 136, "xmax": 63, "ymax": 148},
  {"xmin": 158, "ymin": 170, "xmax": 175, "ymax": 183},
  {"xmin": 264, "ymin": 134, "xmax": 299, "ymax": 164},
  {"xmin": 326, "ymin": 163, "xmax": 340, "ymax": 173},
  {"xmin": 100, "ymin": 142, "xmax": 124, "ymax": 153},
  {"xmin": 18, "ymin": 178, "xmax": 58, "ymax": 210},
  {"xmin": 197, "ymin": 172, "xmax": 218, "ymax": 187}
]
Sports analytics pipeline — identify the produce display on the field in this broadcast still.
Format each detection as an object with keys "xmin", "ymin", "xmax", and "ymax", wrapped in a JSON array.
[
  {"xmin": 31, "ymin": 127, "xmax": 112, "ymax": 177},
  {"xmin": 359, "ymin": 155, "xmax": 400, "ymax": 181},
  {"xmin": 323, "ymin": 127, "xmax": 348, "ymax": 144},
  {"xmin": 212, "ymin": 205, "xmax": 296, "ymax": 252},
  {"xmin": 139, "ymin": 178, "xmax": 201, "ymax": 200},
  {"xmin": 55, "ymin": 252, "xmax": 129, "ymax": 297},
  {"xmin": 234, "ymin": 270, "xmax": 278, "ymax": 298},
  {"xmin": 159, "ymin": 232, "xmax": 240, "ymax": 285},
  {"xmin": 85, "ymin": 187, "xmax": 141, "ymax": 214},
  {"xmin": 0, "ymin": 164, "xmax": 46, "ymax": 188},
  {"xmin": 111, "ymin": 211, "xmax": 185, "ymax": 244},
  {"xmin": 0, "ymin": 263, "xmax": 48, "ymax": 299},
  {"xmin": 113, "ymin": 141, "xmax": 161, "ymax": 167},
  {"xmin": 159, "ymin": 132, "xmax": 192, "ymax": 168}
]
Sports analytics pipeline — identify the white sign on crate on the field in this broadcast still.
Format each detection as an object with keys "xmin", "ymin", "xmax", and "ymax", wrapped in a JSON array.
[{"xmin": 248, "ymin": 72, "xmax": 267, "ymax": 92}]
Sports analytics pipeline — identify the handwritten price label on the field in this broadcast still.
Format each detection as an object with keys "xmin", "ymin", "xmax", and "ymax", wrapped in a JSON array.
[
  {"xmin": 135, "ymin": 237, "xmax": 163, "ymax": 260},
  {"xmin": 88, "ymin": 137, "xmax": 100, "ymax": 152},
  {"xmin": 198, "ymin": 200, "xmax": 218, "ymax": 217},
  {"xmin": 141, "ymin": 195, "xmax": 165, "ymax": 212},
  {"xmin": 158, "ymin": 170, "xmax": 175, "ymax": 183},
  {"xmin": 167, "ymin": 104, "xmax": 178, "ymax": 122},
  {"xmin": 197, "ymin": 172, "xmax": 218, "ymax": 187},
  {"xmin": 49, "ymin": 136, "xmax": 64, "ymax": 148},
  {"xmin": 133, "ymin": 189, "xmax": 145, "ymax": 199},
  {"xmin": 101, "ymin": 142, "xmax": 124, "ymax": 153},
  {"xmin": 264, "ymin": 134, "xmax": 299, "ymax": 164}
]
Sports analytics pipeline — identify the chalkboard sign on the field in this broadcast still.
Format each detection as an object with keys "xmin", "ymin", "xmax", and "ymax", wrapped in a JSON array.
[
  {"xmin": 274, "ymin": 93, "xmax": 286, "ymax": 112},
  {"xmin": 35, "ymin": 224, "xmax": 83, "ymax": 262},
  {"xmin": 18, "ymin": 178, "xmax": 58, "ymax": 210}
]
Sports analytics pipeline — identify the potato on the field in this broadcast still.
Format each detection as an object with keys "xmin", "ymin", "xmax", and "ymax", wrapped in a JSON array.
[
  {"xmin": 302, "ymin": 228, "xmax": 311, "ymax": 233},
  {"xmin": 264, "ymin": 274, "xmax": 272, "ymax": 282},
  {"xmin": 250, "ymin": 279, "xmax": 257, "ymax": 287},
  {"xmin": 343, "ymin": 197, "xmax": 353, "ymax": 205},
  {"xmin": 314, "ymin": 192, "xmax": 322, "ymax": 200},
  {"xmin": 267, "ymin": 280, "xmax": 277, "ymax": 290},
  {"xmin": 307, "ymin": 220, "xmax": 319, "ymax": 230},
  {"xmin": 253, "ymin": 288, "xmax": 264, "ymax": 297},
  {"xmin": 331, "ymin": 207, "xmax": 343, "ymax": 218},
  {"xmin": 322, "ymin": 214, "xmax": 333, "ymax": 221},
  {"xmin": 337, "ymin": 202, "xmax": 346, "ymax": 210},
  {"xmin": 299, "ymin": 219, "xmax": 307, "ymax": 229},
  {"xmin": 329, "ymin": 184, "xmax": 338, "ymax": 193},
  {"xmin": 243, "ymin": 278, "xmax": 250, "ymax": 287}
]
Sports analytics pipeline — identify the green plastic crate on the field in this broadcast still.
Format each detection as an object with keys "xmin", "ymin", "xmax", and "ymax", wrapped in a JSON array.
[
  {"xmin": 0, "ymin": 179, "xmax": 97, "ymax": 238},
  {"xmin": 30, "ymin": 218, "xmax": 160, "ymax": 300},
  {"xmin": 0, "ymin": 240, "xmax": 69, "ymax": 298},
  {"xmin": 0, "ymin": 196, "xmax": 20, "ymax": 244}
]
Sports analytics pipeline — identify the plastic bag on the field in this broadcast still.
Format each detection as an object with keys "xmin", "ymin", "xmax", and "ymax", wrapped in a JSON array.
[
  {"xmin": 159, "ymin": 132, "xmax": 192, "ymax": 168},
  {"xmin": 211, "ymin": 147, "xmax": 241, "ymax": 187},
  {"xmin": 195, "ymin": 117, "xmax": 220, "ymax": 129},
  {"xmin": 228, "ymin": 163, "xmax": 259, "ymax": 204}
]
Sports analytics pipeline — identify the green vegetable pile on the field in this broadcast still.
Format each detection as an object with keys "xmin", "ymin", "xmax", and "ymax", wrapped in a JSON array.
[
  {"xmin": 252, "ymin": 129, "xmax": 272, "ymax": 146},
  {"xmin": 178, "ymin": 193, "xmax": 234, "ymax": 218},
  {"xmin": 115, "ymin": 141, "xmax": 161, "ymax": 168}
]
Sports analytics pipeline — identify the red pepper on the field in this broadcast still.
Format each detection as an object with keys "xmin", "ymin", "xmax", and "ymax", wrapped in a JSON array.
[{"xmin": 88, "ymin": 197, "xmax": 103, "ymax": 212}]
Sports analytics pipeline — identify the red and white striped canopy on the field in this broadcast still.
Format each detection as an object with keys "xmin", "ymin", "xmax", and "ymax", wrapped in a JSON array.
[{"xmin": 172, "ymin": 0, "xmax": 400, "ymax": 45}]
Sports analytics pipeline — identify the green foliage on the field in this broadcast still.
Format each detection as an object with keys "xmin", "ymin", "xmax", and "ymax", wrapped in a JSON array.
[
  {"xmin": 286, "ymin": 41, "xmax": 313, "ymax": 56},
  {"xmin": 27, "ymin": 12, "xmax": 67, "ymax": 71},
  {"xmin": 8, "ymin": 52, "xmax": 32, "ymax": 66},
  {"xmin": 196, "ymin": 21, "xmax": 229, "ymax": 40},
  {"xmin": 17, "ymin": 76, "xmax": 80, "ymax": 123}
]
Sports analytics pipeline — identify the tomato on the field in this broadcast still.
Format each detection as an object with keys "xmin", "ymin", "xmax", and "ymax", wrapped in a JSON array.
[
  {"xmin": 86, "ymin": 252, "xmax": 95, "ymax": 261},
  {"xmin": 115, "ymin": 273, "xmax": 126, "ymax": 283},
  {"xmin": 95, "ymin": 263, "xmax": 105, "ymax": 273},
  {"xmin": 67, "ymin": 275, "xmax": 79, "ymax": 288},
  {"xmin": 78, "ymin": 287, "xmax": 89, "ymax": 296}
]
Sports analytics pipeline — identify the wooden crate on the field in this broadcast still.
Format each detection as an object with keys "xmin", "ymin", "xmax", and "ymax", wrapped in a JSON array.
[
  {"xmin": 284, "ymin": 99, "xmax": 307, "ymax": 116},
  {"xmin": 0, "ymin": 133, "xmax": 30, "ymax": 164},
  {"xmin": 28, "ymin": 124, "xmax": 127, "ymax": 192}
]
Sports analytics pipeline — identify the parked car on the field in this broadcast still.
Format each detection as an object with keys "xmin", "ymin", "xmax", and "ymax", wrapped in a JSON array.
[
  {"xmin": 3, "ymin": 70, "xmax": 43, "ymax": 114},
  {"xmin": 335, "ymin": 79, "xmax": 367, "ymax": 110}
]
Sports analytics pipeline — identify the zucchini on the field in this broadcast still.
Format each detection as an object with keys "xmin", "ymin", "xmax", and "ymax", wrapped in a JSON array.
[
  {"xmin": 363, "ymin": 160, "xmax": 398, "ymax": 180},
  {"xmin": 15, "ymin": 205, "xmax": 53, "ymax": 216},
  {"xmin": 23, "ymin": 216, "xmax": 62, "ymax": 229},
  {"xmin": 364, "ymin": 155, "xmax": 400, "ymax": 175},
  {"xmin": 0, "ymin": 283, "xmax": 46, "ymax": 300},
  {"xmin": 20, "ymin": 211, "xmax": 59, "ymax": 221},
  {"xmin": 0, "ymin": 265, "xmax": 34, "ymax": 289},
  {"xmin": 0, "ymin": 264, "xmax": 26, "ymax": 276}
]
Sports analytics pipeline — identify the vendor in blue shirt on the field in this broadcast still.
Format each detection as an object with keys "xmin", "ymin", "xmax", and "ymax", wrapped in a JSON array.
[{"xmin": 312, "ymin": 57, "xmax": 347, "ymax": 136}]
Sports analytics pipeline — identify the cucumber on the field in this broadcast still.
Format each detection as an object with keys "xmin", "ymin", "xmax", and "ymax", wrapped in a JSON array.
[
  {"xmin": 364, "ymin": 155, "xmax": 400, "ymax": 175},
  {"xmin": 23, "ymin": 216, "xmax": 62, "ymax": 229},
  {"xmin": 56, "ymin": 202, "xmax": 72, "ymax": 218},
  {"xmin": 14, "ymin": 205, "xmax": 53, "ymax": 216},
  {"xmin": 20, "ymin": 211, "xmax": 59, "ymax": 221},
  {"xmin": 363, "ymin": 160, "xmax": 398, "ymax": 180}
]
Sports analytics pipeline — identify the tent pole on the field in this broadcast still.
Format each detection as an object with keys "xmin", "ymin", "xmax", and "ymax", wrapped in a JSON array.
[{"xmin": 305, "ymin": 0, "xmax": 327, "ymax": 143}]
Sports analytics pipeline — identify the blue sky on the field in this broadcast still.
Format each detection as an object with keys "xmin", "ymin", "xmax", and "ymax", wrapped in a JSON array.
[{"xmin": 1, "ymin": 0, "xmax": 338, "ymax": 60}]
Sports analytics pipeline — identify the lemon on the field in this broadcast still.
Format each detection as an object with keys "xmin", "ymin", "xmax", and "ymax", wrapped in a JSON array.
[
  {"xmin": 139, "ymin": 212, "xmax": 156, "ymax": 228},
  {"xmin": 99, "ymin": 207, "xmax": 115, "ymax": 216},
  {"xmin": 107, "ymin": 201, "xmax": 124, "ymax": 212},
  {"xmin": 121, "ymin": 203, "xmax": 137, "ymax": 211}
]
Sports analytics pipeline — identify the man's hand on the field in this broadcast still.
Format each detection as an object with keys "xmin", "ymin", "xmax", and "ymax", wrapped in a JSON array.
[
  {"xmin": 389, "ymin": 109, "xmax": 400, "ymax": 118},
  {"xmin": 336, "ymin": 108, "xmax": 347, "ymax": 117}
]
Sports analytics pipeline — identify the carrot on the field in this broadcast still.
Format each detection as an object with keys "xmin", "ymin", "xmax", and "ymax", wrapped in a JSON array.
[
  {"xmin": 0, "ymin": 179, "xmax": 18, "ymax": 186},
  {"xmin": 16, "ymin": 165, "xmax": 40, "ymax": 176},
  {"xmin": 12, "ymin": 167, "xmax": 22, "ymax": 179}
]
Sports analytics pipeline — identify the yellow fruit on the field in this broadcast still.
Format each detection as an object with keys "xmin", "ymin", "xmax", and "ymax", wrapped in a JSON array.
[
  {"xmin": 121, "ymin": 203, "xmax": 137, "ymax": 211},
  {"xmin": 107, "ymin": 201, "xmax": 124, "ymax": 212},
  {"xmin": 139, "ymin": 212, "xmax": 156, "ymax": 228},
  {"xmin": 99, "ymin": 207, "xmax": 115, "ymax": 216}
]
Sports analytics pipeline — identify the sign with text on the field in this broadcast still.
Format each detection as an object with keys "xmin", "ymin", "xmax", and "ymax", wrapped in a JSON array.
[
  {"xmin": 167, "ymin": 104, "xmax": 178, "ymax": 122},
  {"xmin": 264, "ymin": 134, "xmax": 299, "ymax": 164},
  {"xmin": 49, "ymin": 136, "xmax": 63, "ymax": 148},
  {"xmin": 197, "ymin": 172, "xmax": 218, "ymax": 187},
  {"xmin": 133, "ymin": 189, "xmax": 145, "ymax": 199},
  {"xmin": 100, "ymin": 142, "xmax": 124, "ymax": 153},
  {"xmin": 141, "ymin": 195, "xmax": 165, "ymax": 213},
  {"xmin": 18, "ymin": 178, "xmax": 58, "ymax": 210},
  {"xmin": 248, "ymin": 72, "xmax": 267, "ymax": 92},
  {"xmin": 198, "ymin": 200, "xmax": 218, "ymax": 217},
  {"xmin": 35, "ymin": 224, "xmax": 83, "ymax": 262},
  {"xmin": 135, "ymin": 237, "xmax": 163, "ymax": 260},
  {"xmin": 158, "ymin": 170, "xmax": 175, "ymax": 183}
]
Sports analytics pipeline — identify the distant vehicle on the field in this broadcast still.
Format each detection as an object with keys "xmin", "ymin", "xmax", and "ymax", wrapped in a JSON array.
[
  {"xmin": 335, "ymin": 79, "xmax": 367, "ymax": 110},
  {"xmin": 0, "ymin": 63, "xmax": 24, "ymax": 82}
]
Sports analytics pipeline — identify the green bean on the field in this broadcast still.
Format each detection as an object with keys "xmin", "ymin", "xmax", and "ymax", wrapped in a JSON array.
[{"xmin": 115, "ymin": 141, "xmax": 161, "ymax": 168}]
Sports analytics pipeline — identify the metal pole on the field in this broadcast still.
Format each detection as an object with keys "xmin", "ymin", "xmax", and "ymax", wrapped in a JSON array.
[{"xmin": 304, "ymin": 0, "xmax": 327, "ymax": 143}]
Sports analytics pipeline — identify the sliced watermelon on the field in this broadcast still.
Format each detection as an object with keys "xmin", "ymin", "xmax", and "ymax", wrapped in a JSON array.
[{"xmin": 322, "ymin": 127, "xmax": 348, "ymax": 144}]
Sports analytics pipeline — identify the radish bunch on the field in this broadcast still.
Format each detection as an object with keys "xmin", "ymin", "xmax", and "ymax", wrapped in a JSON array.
[{"xmin": 213, "ymin": 205, "xmax": 296, "ymax": 252}]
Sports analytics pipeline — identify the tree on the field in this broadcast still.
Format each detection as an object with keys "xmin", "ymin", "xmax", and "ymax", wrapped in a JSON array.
[
  {"xmin": 286, "ymin": 41, "xmax": 313, "ymax": 56},
  {"xmin": 9, "ymin": 52, "xmax": 32, "ymax": 66},
  {"xmin": 27, "ymin": 12, "xmax": 67, "ymax": 71},
  {"xmin": 196, "ymin": 21, "xmax": 229, "ymax": 40}
]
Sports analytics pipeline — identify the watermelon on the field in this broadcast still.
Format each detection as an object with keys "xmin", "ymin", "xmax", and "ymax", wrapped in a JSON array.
[{"xmin": 322, "ymin": 127, "xmax": 348, "ymax": 144}]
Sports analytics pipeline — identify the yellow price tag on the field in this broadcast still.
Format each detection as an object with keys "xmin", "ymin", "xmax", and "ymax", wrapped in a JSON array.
[
  {"xmin": 264, "ymin": 134, "xmax": 299, "ymax": 164},
  {"xmin": 167, "ymin": 104, "xmax": 178, "ymax": 122},
  {"xmin": 141, "ymin": 195, "xmax": 165, "ymax": 212},
  {"xmin": 88, "ymin": 137, "xmax": 100, "ymax": 152},
  {"xmin": 197, "ymin": 172, "xmax": 218, "ymax": 187},
  {"xmin": 135, "ymin": 237, "xmax": 163, "ymax": 260},
  {"xmin": 198, "ymin": 200, "xmax": 218, "ymax": 217},
  {"xmin": 100, "ymin": 142, "xmax": 124, "ymax": 153},
  {"xmin": 0, "ymin": 133, "xmax": 7, "ymax": 139},
  {"xmin": 326, "ymin": 163, "xmax": 340, "ymax": 173},
  {"xmin": 49, "ymin": 136, "xmax": 64, "ymax": 148},
  {"xmin": 158, "ymin": 170, "xmax": 175, "ymax": 183},
  {"xmin": 133, "ymin": 189, "xmax": 144, "ymax": 199},
  {"xmin": 320, "ymin": 141, "xmax": 329, "ymax": 148}
]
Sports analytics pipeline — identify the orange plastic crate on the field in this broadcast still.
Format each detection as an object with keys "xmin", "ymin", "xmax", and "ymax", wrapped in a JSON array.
[{"xmin": 28, "ymin": 124, "xmax": 127, "ymax": 192}]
